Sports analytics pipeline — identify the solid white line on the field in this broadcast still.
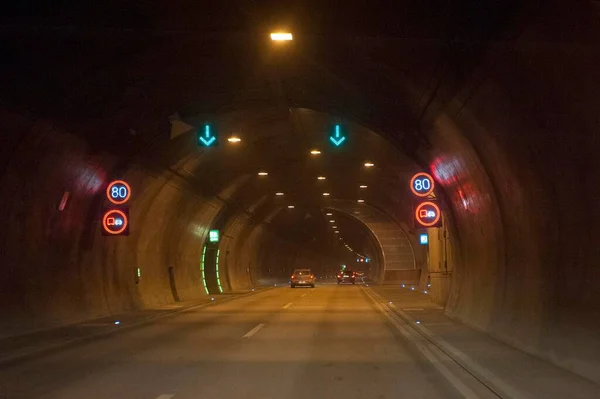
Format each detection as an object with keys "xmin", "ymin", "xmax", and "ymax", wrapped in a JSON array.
[
  {"xmin": 243, "ymin": 323, "xmax": 266, "ymax": 338},
  {"xmin": 366, "ymin": 288, "xmax": 529, "ymax": 399},
  {"xmin": 155, "ymin": 394, "xmax": 175, "ymax": 399},
  {"xmin": 363, "ymin": 290, "xmax": 480, "ymax": 399},
  {"xmin": 402, "ymin": 308, "xmax": 426, "ymax": 311},
  {"xmin": 282, "ymin": 303, "xmax": 293, "ymax": 309},
  {"xmin": 382, "ymin": 307, "xmax": 480, "ymax": 399},
  {"xmin": 393, "ymin": 307, "xmax": 529, "ymax": 399}
]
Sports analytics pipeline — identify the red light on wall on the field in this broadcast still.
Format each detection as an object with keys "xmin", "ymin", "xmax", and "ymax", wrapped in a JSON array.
[
  {"xmin": 102, "ymin": 208, "xmax": 129, "ymax": 236},
  {"xmin": 410, "ymin": 172, "xmax": 435, "ymax": 197},
  {"xmin": 58, "ymin": 191, "xmax": 70, "ymax": 211},
  {"xmin": 106, "ymin": 180, "xmax": 131, "ymax": 205},
  {"xmin": 415, "ymin": 201, "xmax": 442, "ymax": 227}
]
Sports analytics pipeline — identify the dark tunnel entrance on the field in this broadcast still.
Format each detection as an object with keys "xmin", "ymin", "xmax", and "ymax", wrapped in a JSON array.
[{"xmin": 2, "ymin": 1, "xmax": 600, "ymax": 387}]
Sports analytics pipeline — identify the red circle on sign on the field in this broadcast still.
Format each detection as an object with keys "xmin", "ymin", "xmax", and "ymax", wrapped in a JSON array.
[
  {"xmin": 102, "ymin": 209, "xmax": 128, "ymax": 235},
  {"xmin": 410, "ymin": 172, "xmax": 435, "ymax": 197},
  {"xmin": 415, "ymin": 201, "xmax": 441, "ymax": 227},
  {"xmin": 106, "ymin": 180, "xmax": 131, "ymax": 205}
]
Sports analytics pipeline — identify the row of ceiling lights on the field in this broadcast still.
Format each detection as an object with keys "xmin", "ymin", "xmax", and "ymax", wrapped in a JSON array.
[
  {"xmin": 257, "ymin": 151, "xmax": 374, "ymax": 204},
  {"xmin": 270, "ymin": 32, "xmax": 370, "ymax": 262},
  {"xmin": 230, "ymin": 32, "xmax": 367, "ymax": 254},
  {"xmin": 223, "ymin": 133, "xmax": 374, "ymax": 198},
  {"xmin": 333, "ymin": 227, "xmax": 369, "ymax": 260},
  {"xmin": 325, "ymin": 211, "xmax": 364, "ymax": 258}
]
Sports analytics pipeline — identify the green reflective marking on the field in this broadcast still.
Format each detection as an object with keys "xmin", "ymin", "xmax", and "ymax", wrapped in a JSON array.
[
  {"xmin": 201, "ymin": 246, "xmax": 209, "ymax": 294},
  {"xmin": 216, "ymin": 249, "xmax": 223, "ymax": 293}
]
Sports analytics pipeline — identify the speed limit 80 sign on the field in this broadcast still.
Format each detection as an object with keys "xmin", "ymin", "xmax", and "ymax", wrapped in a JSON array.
[
  {"xmin": 409, "ymin": 172, "xmax": 435, "ymax": 197},
  {"xmin": 106, "ymin": 180, "xmax": 131, "ymax": 205}
]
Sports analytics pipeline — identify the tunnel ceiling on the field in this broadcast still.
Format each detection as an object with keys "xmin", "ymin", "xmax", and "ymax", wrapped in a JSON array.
[
  {"xmin": 168, "ymin": 107, "xmax": 421, "ymax": 221},
  {"xmin": 0, "ymin": 0, "xmax": 566, "ymax": 262},
  {"xmin": 0, "ymin": 1, "xmax": 547, "ymax": 151}
]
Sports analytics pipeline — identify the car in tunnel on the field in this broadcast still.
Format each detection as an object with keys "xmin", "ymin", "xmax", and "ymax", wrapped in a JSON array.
[
  {"xmin": 337, "ymin": 270, "xmax": 356, "ymax": 285},
  {"xmin": 290, "ymin": 269, "xmax": 315, "ymax": 288}
]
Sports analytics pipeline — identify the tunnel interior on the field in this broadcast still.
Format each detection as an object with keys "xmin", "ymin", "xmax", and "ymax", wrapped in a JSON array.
[{"xmin": 1, "ymin": 0, "xmax": 600, "ymax": 385}]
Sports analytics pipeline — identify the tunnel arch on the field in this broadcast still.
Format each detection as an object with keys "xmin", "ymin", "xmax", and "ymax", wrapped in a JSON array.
[
  {"xmin": 2, "ymin": 2, "xmax": 600, "ymax": 382},
  {"xmin": 161, "ymin": 104, "xmax": 436, "ymax": 295},
  {"xmin": 324, "ymin": 201, "xmax": 420, "ymax": 285}
]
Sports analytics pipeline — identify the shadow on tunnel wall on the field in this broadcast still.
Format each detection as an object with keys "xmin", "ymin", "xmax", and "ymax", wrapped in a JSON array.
[{"xmin": 419, "ymin": 20, "xmax": 600, "ymax": 381}]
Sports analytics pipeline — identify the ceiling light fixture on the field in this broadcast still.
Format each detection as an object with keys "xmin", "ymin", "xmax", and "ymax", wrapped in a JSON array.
[
  {"xmin": 359, "ymin": 185, "xmax": 368, "ymax": 188},
  {"xmin": 275, "ymin": 192, "xmax": 284, "ymax": 196},
  {"xmin": 310, "ymin": 149, "xmax": 321, "ymax": 155},
  {"xmin": 228, "ymin": 136, "xmax": 241, "ymax": 143},
  {"xmin": 288, "ymin": 205, "xmax": 295, "ymax": 209},
  {"xmin": 364, "ymin": 162, "xmax": 375, "ymax": 167},
  {"xmin": 322, "ymin": 192, "xmax": 330, "ymax": 196},
  {"xmin": 357, "ymin": 199, "xmax": 365, "ymax": 203},
  {"xmin": 270, "ymin": 32, "xmax": 293, "ymax": 41},
  {"xmin": 317, "ymin": 176, "xmax": 326, "ymax": 180},
  {"xmin": 326, "ymin": 212, "xmax": 333, "ymax": 216},
  {"xmin": 258, "ymin": 172, "xmax": 268, "ymax": 176}
]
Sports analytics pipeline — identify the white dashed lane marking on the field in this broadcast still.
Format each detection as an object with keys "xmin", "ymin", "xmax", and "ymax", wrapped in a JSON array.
[{"xmin": 243, "ymin": 323, "xmax": 266, "ymax": 338}]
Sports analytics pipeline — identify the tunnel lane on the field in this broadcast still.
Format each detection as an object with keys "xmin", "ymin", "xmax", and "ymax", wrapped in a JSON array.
[
  {"xmin": 2, "ymin": 281, "xmax": 600, "ymax": 398},
  {"xmin": 0, "ymin": 283, "xmax": 495, "ymax": 399}
]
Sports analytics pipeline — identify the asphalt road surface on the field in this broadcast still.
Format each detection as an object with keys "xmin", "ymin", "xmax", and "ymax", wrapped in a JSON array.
[{"xmin": 0, "ymin": 283, "xmax": 499, "ymax": 399}]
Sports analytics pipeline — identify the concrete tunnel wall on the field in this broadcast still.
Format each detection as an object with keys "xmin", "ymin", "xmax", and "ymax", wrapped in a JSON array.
[
  {"xmin": 1, "ymin": 2, "xmax": 600, "ymax": 383},
  {"xmin": 0, "ymin": 109, "xmax": 321, "ymax": 336},
  {"xmin": 418, "ymin": 33, "xmax": 600, "ymax": 381}
]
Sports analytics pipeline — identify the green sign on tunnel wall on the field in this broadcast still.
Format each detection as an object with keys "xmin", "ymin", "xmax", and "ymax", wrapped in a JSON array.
[{"xmin": 209, "ymin": 229, "xmax": 220, "ymax": 243}]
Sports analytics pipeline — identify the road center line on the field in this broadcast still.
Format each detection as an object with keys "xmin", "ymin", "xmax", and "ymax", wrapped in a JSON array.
[
  {"xmin": 301, "ymin": 293, "xmax": 307, "ymax": 297},
  {"xmin": 155, "ymin": 394, "xmax": 175, "ymax": 399},
  {"xmin": 243, "ymin": 323, "xmax": 266, "ymax": 338},
  {"xmin": 282, "ymin": 303, "xmax": 293, "ymax": 309}
]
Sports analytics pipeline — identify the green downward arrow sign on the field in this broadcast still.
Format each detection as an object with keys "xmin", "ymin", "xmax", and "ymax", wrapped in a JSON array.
[
  {"xmin": 199, "ymin": 124, "xmax": 216, "ymax": 146},
  {"xmin": 329, "ymin": 124, "xmax": 346, "ymax": 146}
]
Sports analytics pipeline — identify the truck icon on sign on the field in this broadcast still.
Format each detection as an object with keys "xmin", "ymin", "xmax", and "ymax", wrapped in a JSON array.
[{"xmin": 419, "ymin": 209, "xmax": 436, "ymax": 218}]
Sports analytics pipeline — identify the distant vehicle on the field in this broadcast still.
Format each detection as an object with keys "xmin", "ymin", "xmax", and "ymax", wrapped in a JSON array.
[
  {"xmin": 290, "ymin": 269, "xmax": 315, "ymax": 288},
  {"xmin": 337, "ymin": 269, "xmax": 356, "ymax": 284},
  {"xmin": 354, "ymin": 270, "xmax": 365, "ymax": 277}
]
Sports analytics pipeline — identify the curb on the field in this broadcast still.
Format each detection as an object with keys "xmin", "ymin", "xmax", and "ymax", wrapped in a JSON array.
[{"xmin": 362, "ymin": 285, "xmax": 528, "ymax": 399}]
